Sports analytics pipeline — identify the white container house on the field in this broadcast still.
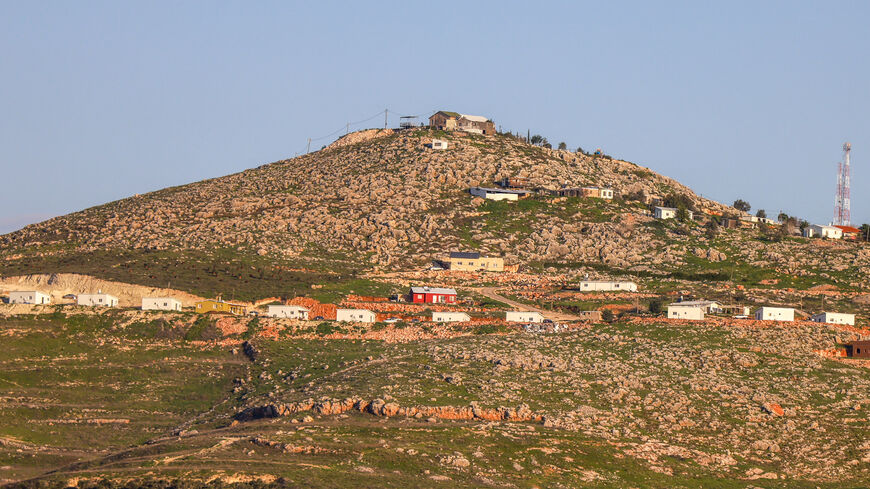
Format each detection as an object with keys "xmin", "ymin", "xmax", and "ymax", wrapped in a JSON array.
[
  {"xmin": 432, "ymin": 311, "xmax": 471, "ymax": 323},
  {"xmin": 142, "ymin": 297, "xmax": 181, "ymax": 311},
  {"xmin": 9, "ymin": 291, "xmax": 51, "ymax": 305},
  {"xmin": 505, "ymin": 311, "xmax": 545, "ymax": 323},
  {"xmin": 667, "ymin": 304, "xmax": 705, "ymax": 320},
  {"xmin": 267, "ymin": 305, "xmax": 309, "ymax": 320},
  {"xmin": 77, "ymin": 293, "xmax": 119, "ymax": 308},
  {"xmin": 336, "ymin": 308, "xmax": 376, "ymax": 323},
  {"xmin": 810, "ymin": 312, "xmax": 855, "ymax": 326},
  {"xmin": 754, "ymin": 307, "xmax": 795, "ymax": 322},
  {"xmin": 578, "ymin": 280, "xmax": 638, "ymax": 292}
]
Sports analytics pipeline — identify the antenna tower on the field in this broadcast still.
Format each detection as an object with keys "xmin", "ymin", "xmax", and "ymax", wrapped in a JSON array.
[{"xmin": 834, "ymin": 142, "xmax": 852, "ymax": 226}]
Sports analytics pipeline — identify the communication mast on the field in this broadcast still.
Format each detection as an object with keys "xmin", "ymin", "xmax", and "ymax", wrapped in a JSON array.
[{"xmin": 834, "ymin": 142, "xmax": 852, "ymax": 226}]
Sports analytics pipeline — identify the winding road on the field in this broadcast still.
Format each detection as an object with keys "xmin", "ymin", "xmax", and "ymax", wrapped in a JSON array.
[{"xmin": 472, "ymin": 287, "xmax": 581, "ymax": 321}]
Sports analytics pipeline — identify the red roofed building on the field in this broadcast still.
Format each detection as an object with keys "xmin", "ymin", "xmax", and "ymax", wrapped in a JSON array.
[{"xmin": 834, "ymin": 225, "xmax": 862, "ymax": 240}]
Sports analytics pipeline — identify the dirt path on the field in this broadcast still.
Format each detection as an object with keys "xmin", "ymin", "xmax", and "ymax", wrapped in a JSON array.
[{"xmin": 471, "ymin": 287, "xmax": 581, "ymax": 321}]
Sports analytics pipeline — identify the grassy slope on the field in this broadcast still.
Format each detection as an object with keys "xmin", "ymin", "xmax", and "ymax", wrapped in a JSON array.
[{"xmin": 3, "ymin": 313, "xmax": 868, "ymax": 488}]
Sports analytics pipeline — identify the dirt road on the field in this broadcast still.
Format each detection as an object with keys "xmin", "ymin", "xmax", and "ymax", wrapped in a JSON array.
[{"xmin": 472, "ymin": 287, "xmax": 581, "ymax": 321}]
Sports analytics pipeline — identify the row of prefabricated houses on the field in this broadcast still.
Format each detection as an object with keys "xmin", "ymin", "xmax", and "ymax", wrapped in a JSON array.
[
  {"xmin": 7, "ymin": 286, "xmax": 550, "ymax": 325},
  {"xmin": 667, "ymin": 300, "xmax": 856, "ymax": 326}
]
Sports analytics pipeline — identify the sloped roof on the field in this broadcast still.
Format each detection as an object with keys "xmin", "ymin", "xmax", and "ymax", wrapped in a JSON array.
[
  {"xmin": 432, "ymin": 111, "xmax": 461, "ymax": 118},
  {"xmin": 410, "ymin": 286, "xmax": 457, "ymax": 295},
  {"xmin": 833, "ymin": 225, "xmax": 862, "ymax": 234}
]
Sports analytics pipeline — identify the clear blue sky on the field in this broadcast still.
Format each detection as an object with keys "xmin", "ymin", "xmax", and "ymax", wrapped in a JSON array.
[{"xmin": 2, "ymin": 1, "xmax": 868, "ymax": 234}]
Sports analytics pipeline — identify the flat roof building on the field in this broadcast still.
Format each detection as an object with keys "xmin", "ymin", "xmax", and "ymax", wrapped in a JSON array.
[
  {"xmin": 142, "ymin": 297, "xmax": 181, "ymax": 311},
  {"xmin": 9, "ymin": 291, "xmax": 51, "ymax": 305}
]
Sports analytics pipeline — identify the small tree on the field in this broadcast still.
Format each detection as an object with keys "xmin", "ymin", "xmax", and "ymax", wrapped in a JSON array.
[
  {"xmin": 530, "ymin": 134, "xmax": 544, "ymax": 146},
  {"xmin": 575, "ymin": 146, "xmax": 584, "ymax": 154},
  {"xmin": 601, "ymin": 309, "xmax": 615, "ymax": 322},
  {"xmin": 676, "ymin": 204, "xmax": 689, "ymax": 222},
  {"xmin": 861, "ymin": 224, "xmax": 870, "ymax": 241},
  {"xmin": 756, "ymin": 209, "xmax": 767, "ymax": 219},
  {"xmin": 648, "ymin": 298, "xmax": 664, "ymax": 315},
  {"xmin": 705, "ymin": 219, "xmax": 719, "ymax": 239},
  {"xmin": 777, "ymin": 212, "xmax": 789, "ymax": 222},
  {"xmin": 733, "ymin": 199, "xmax": 751, "ymax": 212},
  {"xmin": 558, "ymin": 141, "xmax": 567, "ymax": 150}
]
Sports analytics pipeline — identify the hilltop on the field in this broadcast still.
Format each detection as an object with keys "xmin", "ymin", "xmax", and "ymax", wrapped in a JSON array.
[{"xmin": 3, "ymin": 127, "xmax": 868, "ymax": 299}]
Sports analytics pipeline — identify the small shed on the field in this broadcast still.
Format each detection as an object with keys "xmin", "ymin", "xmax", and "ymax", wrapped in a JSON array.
[
  {"xmin": 469, "ymin": 187, "xmax": 530, "ymax": 201},
  {"xmin": 430, "ymin": 138, "xmax": 448, "ymax": 150}
]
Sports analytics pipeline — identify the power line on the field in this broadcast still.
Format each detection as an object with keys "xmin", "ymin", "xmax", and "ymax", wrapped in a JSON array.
[{"xmin": 298, "ymin": 107, "xmax": 437, "ymax": 155}]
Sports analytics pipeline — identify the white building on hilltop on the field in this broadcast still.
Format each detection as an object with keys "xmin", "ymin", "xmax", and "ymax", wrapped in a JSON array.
[
  {"xmin": 142, "ymin": 297, "xmax": 181, "ymax": 311},
  {"xmin": 9, "ymin": 291, "xmax": 51, "ymax": 305},
  {"xmin": 811, "ymin": 312, "xmax": 855, "ymax": 326},
  {"xmin": 803, "ymin": 225, "xmax": 843, "ymax": 239},
  {"xmin": 469, "ymin": 187, "xmax": 531, "ymax": 202},
  {"xmin": 754, "ymin": 307, "xmax": 794, "ymax": 322},
  {"xmin": 432, "ymin": 311, "xmax": 471, "ymax": 323},
  {"xmin": 78, "ymin": 292, "xmax": 118, "ymax": 308},
  {"xmin": 505, "ymin": 311, "xmax": 545, "ymax": 323},
  {"xmin": 267, "ymin": 305, "xmax": 309, "ymax": 320},
  {"xmin": 336, "ymin": 308, "xmax": 376, "ymax": 323}
]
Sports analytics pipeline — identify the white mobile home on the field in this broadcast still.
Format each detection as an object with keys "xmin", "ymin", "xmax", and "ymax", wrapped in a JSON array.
[
  {"xmin": 811, "ymin": 312, "xmax": 855, "ymax": 326},
  {"xmin": 9, "ymin": 291, "xmax": 51, "ymax": 305},
  {"xmin": 267, "ymin": 305, "xmax": 309, "ymax": 320},
  {"xmin": 469, "ymin": 187, "xmax": 530, "ymax": 202},
  {"xmin": 142, "ymin": 297, "xmax": 181, "ymax": 311},
  {"xmin": 77, "ymin": 293, "xmax": 119, "ymax": 308},
  {"xmin": 669, "ymin": 300, "xmax": 721, "ymax": 314},
  {"xmin": 432, "ymin": 311, "xmax": 471, "ymax": 323},
  {"xmin": 754, "ymin": 307, "xmax": 794, "ymax": 322},
  {"xmin": 431, "ymin": 138, "xmax": 448, "ymax": 150},
  {"xmin": 667, "ymin": 304, "xmax": 705, "ymax": 320},
  {"xmin": 578, "ymin": 280, "xmax": 638, "ymax": 292},
  {"xmin": 505, "ymin": 311, "xmax": 545, "ymax": 323},
  {"xmin": 654, "ymin": 206, "xmax": 693, "ymax": 220},
  {"xmin": 336, "ymin": 308, "xmax": 376, "ymax": 323}
]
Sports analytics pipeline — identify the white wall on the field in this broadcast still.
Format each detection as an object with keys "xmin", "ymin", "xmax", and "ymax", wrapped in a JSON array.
[
  {"xmin": 579, "ymin": 281, "xmax": 638, "ymax": 292},
  {"xmin": 470, "ymin": 187, "xmax": 518, "ymax": 201},
  {"xmin": 811, "ymin": 312, "xmax": 855, "ymax": 325},
  {"xmin": 142, "ymin": 298, "xmax": 181, "ymax": 311},
  {"xmin": 9, "ymin": 291, "xmax": 51, "ymax": 305},
  {"xmin": 432, "ymin": 312, "xmax": 471, "ymax": 323},
  {"xmin": 336, "ymin": 309, "xmax": 376, "ymax": 323},
  {"xmin": 754, "ymin": 307, "xmax": 794, "ymax": 321},
  {"xmin": 78, "ymin": 294, "xmax": 118, "ymax": 307},
  {"xmin": 505, "ymin": 311, "xmax": 544, "ymax": 323},
  {"xmin": 655, "ymin": 207, "xmax": 676, "ymax": 219},
  {"xmin": 667, "ymin": 306, "xmax": 704, "ymax": 320},
  {"xmin": 267, "ymin": 305, "xmax": 309, "ymax": 319}
]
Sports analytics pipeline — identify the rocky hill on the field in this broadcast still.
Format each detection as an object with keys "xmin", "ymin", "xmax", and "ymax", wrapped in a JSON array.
[{"xmin": 2, "ymin": 128, "xmax": 868, "ymax": 294}]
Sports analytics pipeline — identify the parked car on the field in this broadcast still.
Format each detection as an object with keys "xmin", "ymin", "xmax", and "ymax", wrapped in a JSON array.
[{"xmin": 384, "ymin": 318, "xmax": 400, "ymax": 323}]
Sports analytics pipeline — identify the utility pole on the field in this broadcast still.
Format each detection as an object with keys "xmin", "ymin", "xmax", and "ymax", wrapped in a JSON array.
[
  {"xmin": 307, "ymin": 138, "xmax": 311, "ymax": 154},
  {"xmin": 384, "ymin": 109, "xmax": 388, "ymax": 129},
  {"xmin": 346, "ymin": 123, "xmax": 349, "ymax": 135}
]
